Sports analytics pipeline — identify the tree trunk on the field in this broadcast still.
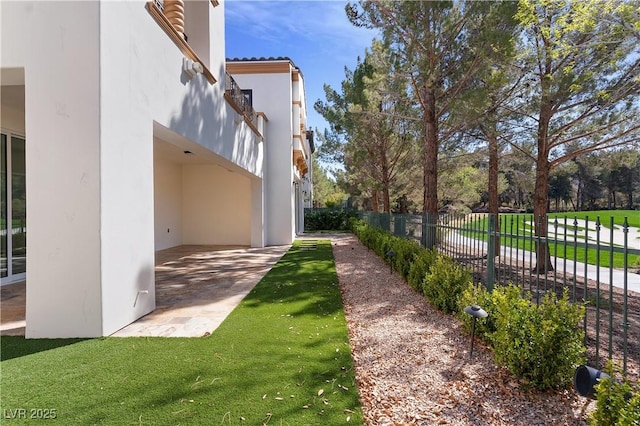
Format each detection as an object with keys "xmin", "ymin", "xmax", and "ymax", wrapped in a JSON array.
[
  {"xmin": 533, "ymin": 103, "xmax": 554, "ymax": 273},
  {"xmin": 382, "ymin": 185, "xmax": 391, "ymax": 213},
  {"xmin": 533, "ymin": 158, "xmax": 553, "ymax": 273},
  {"xmin": 422, "ymin": 86, "xmax": 438, "ymax": 249},
  {"xmin": 576, "ymin": 180, "xmax": 583, "ymax": 211},
  {"xmin": 381, "ymin": 148, "xmax": 391, "ymax": 213},
  {"xmin": 518, "ymin": 189, "xmax": 524, "ymax": 210},
  {"xmin": 372, "ymin": 190, "xmax": 380, "ymax": 213},
  {"xmin": 486, "ymin": 124, "xmax": 500, "ymax": 256}
]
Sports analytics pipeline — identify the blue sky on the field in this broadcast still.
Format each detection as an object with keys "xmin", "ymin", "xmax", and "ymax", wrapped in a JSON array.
[{"xmin": 224, "ymin": 0, "xmax": 379, "ymax": 139}]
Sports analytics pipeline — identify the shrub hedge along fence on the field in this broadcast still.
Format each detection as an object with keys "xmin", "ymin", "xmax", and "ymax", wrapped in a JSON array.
[
  {"xmin": 340, "ymin": 218, "xmax": 640, "ymax": 422},
  {"xmin": 350, "ymin": 218, "xmax": 640, "ymax": 421},
  {"xmin": 350, "ymin": 218, "xmax": 588, "ymax": 392}
]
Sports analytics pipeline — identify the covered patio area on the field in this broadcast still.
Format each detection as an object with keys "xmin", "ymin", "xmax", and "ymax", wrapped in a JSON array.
[{"xmin": 0, "ymin": 244, "xmax": 289, "ymax": 338}]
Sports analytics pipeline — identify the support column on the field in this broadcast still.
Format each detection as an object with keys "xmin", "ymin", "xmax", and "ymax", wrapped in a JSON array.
[{"xmin": 251, "ymin": 177, "xmax": 265, "ymax": 248}]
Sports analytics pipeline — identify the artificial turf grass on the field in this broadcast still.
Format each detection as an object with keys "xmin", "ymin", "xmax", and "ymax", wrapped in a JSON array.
[{"xmin": 0, "ymin": 240, "xmax": 363, "ymax": 425}]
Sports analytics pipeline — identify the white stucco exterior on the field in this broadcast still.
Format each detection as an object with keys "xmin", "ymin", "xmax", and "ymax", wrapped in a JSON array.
[
  {"xmin": 0, "ymin": 1, "xmax": 310, "ymax": 337},
  {"xmin": 227, "ymin": 59, "xmax": 314, "ymax": 246}
]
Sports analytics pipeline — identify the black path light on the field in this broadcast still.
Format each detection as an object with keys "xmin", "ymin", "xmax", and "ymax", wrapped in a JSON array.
[
  {"xmin": 573, "ymin": 365, "xmax": 610, "ymax": 399},
  {"xmin": 464, "ymin": 305, "xmax": 488, "ymax": 359},
  {"xmin": 385, "ymin": 250, "xmax": 395, "ymax": 274}
]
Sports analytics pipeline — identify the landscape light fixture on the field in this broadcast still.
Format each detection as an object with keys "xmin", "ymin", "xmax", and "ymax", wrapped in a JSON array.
[
  {"xmin": 385, "ymin": 250, "xmax": 395, "ymax": 274},
  {"xmin": 464, "ymin": 304, "xmax": 487, "ymax": 359},
  {"xmin": 573, "ymin": 365, "xmax": 610, "ymax": 399}
]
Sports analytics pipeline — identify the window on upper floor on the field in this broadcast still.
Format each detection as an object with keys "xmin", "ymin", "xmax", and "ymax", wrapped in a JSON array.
[{"xmin": 241, "ymin": 89, "xmax": 253, "ymax": 107}]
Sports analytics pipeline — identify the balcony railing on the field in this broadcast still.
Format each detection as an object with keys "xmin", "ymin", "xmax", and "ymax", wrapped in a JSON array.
[{"xmin": 225, "ymin": 72, "xmax": 258, "ymax": 129}]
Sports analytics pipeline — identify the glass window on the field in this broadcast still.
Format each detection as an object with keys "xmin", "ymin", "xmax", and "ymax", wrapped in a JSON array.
[
  {"xmin": 1, "ymin": 134, "xmax": 7, "ymax": 278},
  {"xmin": 241, "ymin": 89, "xmax": 253, "ymax": 107},
  {"xmin": 11, "ymin": 136, "xmax": 26, "ymax": 275}
]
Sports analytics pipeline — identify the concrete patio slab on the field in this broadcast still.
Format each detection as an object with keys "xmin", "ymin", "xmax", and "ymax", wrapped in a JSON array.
[
  {"xmin": 113, "ymin": 244, "xmax": 290, "ymax": 337},
  {"xmin": 0, "ymin": 281, "xmax": 26, "ymax": 336},
  {"xmin": 0, "ymin": 244, "xmax": 290, "ymax": 338}
]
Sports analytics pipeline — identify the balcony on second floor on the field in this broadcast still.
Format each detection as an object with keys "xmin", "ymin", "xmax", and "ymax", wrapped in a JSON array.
[{"xmin": 224, "ymin": 71, "xmax": 262, "ymax": 138}]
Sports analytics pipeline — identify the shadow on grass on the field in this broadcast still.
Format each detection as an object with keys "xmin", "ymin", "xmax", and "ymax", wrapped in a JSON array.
[
  {"xmin": 1, "ymin": 336, "xmax": 89, "ymax": 361},
  {"xmin": 240, "ymin": 241, "xmax": 344, "ymax": 319}
]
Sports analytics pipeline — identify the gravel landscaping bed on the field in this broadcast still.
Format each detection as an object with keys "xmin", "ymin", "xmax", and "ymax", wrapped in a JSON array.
[{"xmin": 328, "ymin": 233, "xmax": 596, "ymax": 425}]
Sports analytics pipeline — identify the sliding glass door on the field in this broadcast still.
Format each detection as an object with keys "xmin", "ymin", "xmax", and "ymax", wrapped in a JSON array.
[{"xmin": 1, "ymin": 131, "xmax": 26, "ymax": 283}]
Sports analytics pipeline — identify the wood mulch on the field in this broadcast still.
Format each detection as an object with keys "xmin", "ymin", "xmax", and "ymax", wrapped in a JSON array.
[{"xmin": 329, "ymin": 234, "xmax": 595, "ymax": 425}]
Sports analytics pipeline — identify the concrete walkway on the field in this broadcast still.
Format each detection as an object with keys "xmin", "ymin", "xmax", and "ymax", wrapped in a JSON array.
[
  {"xmin": 445, "ymin": 231, "xmax": 640, "ymax": 293},
  {"xmin": 1, "ymin": 244, "xmax": 290, "ymax": 338}
]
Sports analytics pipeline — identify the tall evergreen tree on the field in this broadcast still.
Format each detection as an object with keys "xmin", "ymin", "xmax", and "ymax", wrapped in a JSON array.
[
  {"xmin": 513, "ymin": 0, "xmax": 640, "ymax": 271},
  {"xmin": 346, "ymin": 0, "xmax": 520, "ymax": 247},
  {"xmin": 316, "ymin": 44, "xmax": 418, "ymax": 213}
]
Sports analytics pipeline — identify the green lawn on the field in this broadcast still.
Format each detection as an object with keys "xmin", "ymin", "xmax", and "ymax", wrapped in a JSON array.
[
  {"xmin": 460, "ymin": 210, "xmax": 639, "ymax": 268},
  {"xmin": 0, "ymin": 240, "xmax": 362, "ymax": 425},
  {"xmin": 548, "ymin": 210, "xmax": 640, "ymax": 229}
]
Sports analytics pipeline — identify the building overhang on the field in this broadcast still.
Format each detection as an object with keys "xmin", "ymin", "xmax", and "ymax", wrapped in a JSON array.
[{"xmin": 226, "ymin": 57, "xmax": 304, "ymax": 80}]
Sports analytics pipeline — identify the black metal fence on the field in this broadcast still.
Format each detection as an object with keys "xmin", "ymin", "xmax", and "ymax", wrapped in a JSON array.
[{"xmin": 358, "ymin": 211, "xmax": 640, "ymax": 379}]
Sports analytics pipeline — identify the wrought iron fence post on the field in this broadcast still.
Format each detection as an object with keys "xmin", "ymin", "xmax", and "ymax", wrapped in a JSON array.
[
  {"xmin": 395, "ymin": 214, "xmax": 406, "ymax": 238},
  {"xmin": 487, "ymin": 214, "xmax": 496, "ymax": 292},
  {"xmin": 595, "ymin": 216, "xmax": 601, "ymax": 366},
  {"xmin": 422, "ymin": 212, "xmax": 436, "ymax": 249},
  {"xmin": 623, "ymin": 217, "xmax": 629, "ymax": 374},
  {"xmin": 380, "ymin": 212, "xmax": 391, "ymax": 233}
]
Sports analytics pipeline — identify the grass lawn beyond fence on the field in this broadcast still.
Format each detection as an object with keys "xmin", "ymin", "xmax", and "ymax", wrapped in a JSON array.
[
  {"xmin": 461, "ymin": 210, "xmax": 639, "ymax": 268},
  {"xmin": 0, "ymin": 240, "xmax": 362, "ymax": 425}
]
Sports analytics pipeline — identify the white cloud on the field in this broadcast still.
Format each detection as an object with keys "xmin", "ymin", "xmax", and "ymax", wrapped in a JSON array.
[{"xmin": 225, "ymin": 0, "xmax": 378, "ymax": 61}]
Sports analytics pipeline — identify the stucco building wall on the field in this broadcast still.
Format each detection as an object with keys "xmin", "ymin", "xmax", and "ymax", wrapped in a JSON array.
[
  {"xmin": 0, "ymin": 1, "xmax": 266, "ymax": 337},
  {"xmin": 1, "ymin": 1, "xmax": 310, "ymax": 338}
]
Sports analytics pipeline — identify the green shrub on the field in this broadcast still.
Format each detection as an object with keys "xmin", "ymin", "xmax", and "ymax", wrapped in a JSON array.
[
  {"xmin": 304, "ymin": 209, "xmax": 358, "ymax": 231},
  {"xmin": 422, "ymin": 255, "xmax": 472, "ymax": 313},
  {"xmin": 590, "ymin": 362, "xmax": 640, "ymax": 426},
  {"xmin": 619, "ymin": 391, "xmax": 640, "ymax": 425},
  {"xmin": 388, "ymin": 237, "xmax": 422, "ymax": 280},
  {"xmin": 351, "ymin": 220, "xmax": 398, "ymax": 268},
  {"xmin": 350, "ymin": 218, "xmax": 366, "ymax": 236},
  {"xmin": 407, "ymin": 248, "xmax": 438, "ymax": 292},
  {"xmin": 491, "ymin": 287, "xmax": 586, "ymax": 390},
  {"xmin": 373, "ymin": 232, "xmax": 393, "ymax": 260},
  {"xmin": 352, "ymin": 219, "xmax": 368, "ymax": 242},
  {"xmin": 353, "ymin": 219, "xmax": 384, "ymax": 251},
  {"xmin": 456, "ymin": 283, "xmax": 501, "ymax": 342},
  {"xmin": 353, "ymin": 219, "xmax": 590, "ymax": 392}
]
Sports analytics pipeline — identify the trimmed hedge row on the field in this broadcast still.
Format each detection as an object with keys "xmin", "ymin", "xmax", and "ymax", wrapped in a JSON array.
[
  {"xmin": 304, "ymin": 209, "xmax": 358, "ymax": 231},
  {"xmin": 350, "ymin": 219, "xmax": 587, "ymax": 391}
]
